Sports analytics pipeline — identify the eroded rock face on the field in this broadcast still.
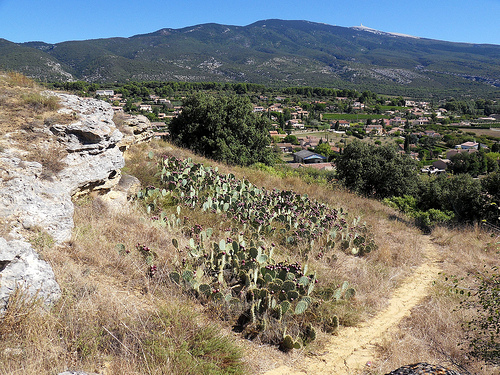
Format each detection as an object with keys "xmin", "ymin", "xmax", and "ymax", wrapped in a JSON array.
[
  {"xmin": 117, "ymin": 114, "xmax": 154, "ymax": 150},
  {"xmin": 0, "ymin": 92, "xmax": 128, "ymax": 313}
]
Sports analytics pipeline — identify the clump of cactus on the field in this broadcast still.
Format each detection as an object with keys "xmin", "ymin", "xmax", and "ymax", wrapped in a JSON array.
[
  {"xmin": 136, "ymin": 156, "xmax": 375, "ymax": 257},
  {"xmin": 168, "ymin": 233, "xmax": 319, "ymax": 348},
  {"xmin": 134, "ymin": 155, "xmax": 373, "ymax": 349}
]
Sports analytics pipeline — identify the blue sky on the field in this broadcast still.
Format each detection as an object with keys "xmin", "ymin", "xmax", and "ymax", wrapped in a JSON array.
[{"xmin": 1, "ymin": 0, "xmax": 499, "ymax": 45}]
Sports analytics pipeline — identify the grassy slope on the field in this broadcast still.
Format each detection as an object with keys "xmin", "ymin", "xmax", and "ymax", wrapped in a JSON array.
[
  {"xmin": 0, "ymin": 76, "xmax": 498, "ymax": 374},
  {"xmin": 1, "ymin": 140, "xmax": 498, "ymax": 374}
]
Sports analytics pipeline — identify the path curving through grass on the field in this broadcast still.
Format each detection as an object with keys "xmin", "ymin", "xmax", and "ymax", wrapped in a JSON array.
[{"xmin": 263, "ymin": 236, "xmax": 442, "ymax": 375}]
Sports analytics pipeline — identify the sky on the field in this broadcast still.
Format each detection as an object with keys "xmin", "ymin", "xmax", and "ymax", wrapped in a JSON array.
[{"xmin": 1, "ymin": 0, "xmax": 499, "ymax": 45}]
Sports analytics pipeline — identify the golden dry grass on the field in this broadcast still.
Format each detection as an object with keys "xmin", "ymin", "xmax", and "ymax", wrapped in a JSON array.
[
  {"xmin": 1, "ymin": 76, "xmax": 497, "ymax": 373},
  {"xmin": 1, "ymin": 192, "xmax": 247, "ymax": 374},
  {"xmin": 366, "ymin": 225, "xmax": 500, "ymax": 375},
  {"xmin": 0, "ymin": 72, "xmax": 74, "ymax": 179}
]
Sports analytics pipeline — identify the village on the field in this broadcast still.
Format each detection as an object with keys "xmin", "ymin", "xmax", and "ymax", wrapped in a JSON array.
[{"xmin": 94, "ymin": 88, "xmax": 500, "ymax": 176}]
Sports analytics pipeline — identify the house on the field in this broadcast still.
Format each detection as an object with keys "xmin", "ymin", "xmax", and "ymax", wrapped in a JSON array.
[
  {"xmin": 275, "ymin": 143, "xmax": 294, "ymax": 153},
  {"xmin": 269, "ymin": 130, "xmax": 279, "ymax": 137},
  {"xmin": 139, "ymin": 104, "xmax": 152, "ymax": 112},
  {"xmin": 299, "ymin": 163, "xmax": 334, "ymax": 171},
  {"xmin": 268, "ymin": 104, "xmax": 283, "ymax": 112},
  {"xmin": 412, "ymin": 117, "xmax": 430, "ymax": 126},
  {"xmin": 424, "ymin": 130, "xmax": 441, "ymax": 138},
  {"xmin": 432, "ymin": 159, "xmax": 450, "ymax": 170},
  {"xmin": 388, "ymin": 127, "xmax": 404, "ymax": 135},
  {"xmin": 288, "ymin": 120, "xmax": 304, "ymax": 129},
  {"xmin": 446, "ymin": 148, "xmax": 478, "ymax": 159},
  {"xmin": 293, "ymin": 150, "xmax": 327, "ymax": 164},
  {"xmin": 253, "ymin": 106, "xmax": 265, "ymax": 113},
  {"xmin": 390, "ymin": 117, "xmax": 404, "ymax": 126},
  {"xmin": 96, "ymin": 90, "xmax": 114, "ymax": 96},
  {"xmin": 337, "ymin": 120, "xmax": 351, "ymax": 129},
  {"xmin": 299, "ymin": 136, "xmax": 321, "ymax": 149},
  {"xmin": 151, "ymin": 122, "xmax": 166, "ymax": 129},
  {"xmin": 365, "ymin": 124, "xmax": 383, "ymax": 135},
  {"xmin": 157, "ymin": 98, "xmax": 171, "ymax": 105},
  {"xmin": 457, "ymin": 142, "xmax": 479, "ymax": 150}
]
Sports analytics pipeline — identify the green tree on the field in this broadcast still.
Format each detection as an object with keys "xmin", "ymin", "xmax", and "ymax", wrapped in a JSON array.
[
  {"xmin": 336, "ymin": 141, "xmax": 419, "ymax": 198},
  {"xmin": 283, "ymin": 134, "xmax": 300, "ymax": 145},
  {"xmin": 442, "ymin": 175, "xmax": 484, "ymax": 222},
  {"xmin": 449, "ymin": 151, "xmax": 486, "ymax": 176},
  {"xmin": 314, "ymin": 142, "xmax": 333, "ymax": 161},
  {"xmin": 169, "ymin": 93, "xmax": 276, "ymax": 166}
]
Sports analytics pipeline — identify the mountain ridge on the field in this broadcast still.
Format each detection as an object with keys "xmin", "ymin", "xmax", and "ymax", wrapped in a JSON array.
[{"xmin": 1, "ymin": 19, "xmax": 499, "ymax": 97}]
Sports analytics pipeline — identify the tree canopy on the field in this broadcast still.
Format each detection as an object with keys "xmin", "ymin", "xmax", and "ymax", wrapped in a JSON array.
[
  {"xmin": 169, "ymin": 93, "xmax": 276, "ymax": 166},
  {"xmin": 336, "ymin": 141, "xmax": 419, "ymax": 199}
]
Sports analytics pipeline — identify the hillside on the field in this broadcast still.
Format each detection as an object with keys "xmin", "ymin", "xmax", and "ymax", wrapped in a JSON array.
[
  {"xmin": 0, "ymin": 75, "xmax": 499, "ymax": 374},
  {"xmin": 1, "ymin": 20, "xmax": 500, "ymax": 98}
]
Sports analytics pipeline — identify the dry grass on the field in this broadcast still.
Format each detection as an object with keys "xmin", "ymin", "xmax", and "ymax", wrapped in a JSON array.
[
  {"xmin": 0, "ymin": 189, "xmax": 246, "ymax": 374},
  {"xmin": 122, "ymin": 141, "xmax": 426, "ymax": 363},
  {"xmin": 0, "ymin": 72, "xmax": 72, "ymax": 178},
  {"xmin": 366, "ymin": 225, "xmax": 500, "ymax": 375}
]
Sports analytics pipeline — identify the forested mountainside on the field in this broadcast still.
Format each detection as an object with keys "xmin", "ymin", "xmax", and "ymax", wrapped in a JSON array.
[{"xmin": 1, "ymin": 19, "xmax": 500, "ymax": 98}]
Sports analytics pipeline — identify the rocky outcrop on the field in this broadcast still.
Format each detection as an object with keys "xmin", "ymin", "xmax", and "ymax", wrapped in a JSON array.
[
  {"xmin": 117, "ymin": 114, "xmax": 154, "ymax": 150},
  {"xmin": 0, "ymin": 92, "xmax": 131, "ymax": 313},
  {"xmin": 0, "ymin": 238, "xmax": 61, "ymax": 312},
  {"xmin": 385, "ymin": 363, "xmax": 463, "ymax": 375}
]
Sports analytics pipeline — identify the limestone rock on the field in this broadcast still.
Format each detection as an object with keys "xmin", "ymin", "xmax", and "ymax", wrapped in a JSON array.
[
  {"xmin": 0, "ymin": 155, "xmax": 74, "ymax": 243},
  {"xmin": 100, "ymin": 174, "xmax": 141, "ymax": 212},
  {"xmin": 117, "ymin": 114, "xmax": 154, "ymax": 150},
  {"xmin": 0, "ymin": 238, "xmax": 61, "ymax": 312},
  {"xmin": 0, "ymin": 92, "xmax": 127, "ymax": 313}
]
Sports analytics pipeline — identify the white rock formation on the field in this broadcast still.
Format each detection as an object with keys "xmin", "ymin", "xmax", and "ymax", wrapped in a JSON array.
[{"xmin": 0, "ymin": 92, "xmax": 129, "ymax": 313}]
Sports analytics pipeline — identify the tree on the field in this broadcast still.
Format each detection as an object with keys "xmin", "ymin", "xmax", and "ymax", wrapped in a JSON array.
[
  {"xmin": 449, "ymin": 151, "xmax": 486, "ymax": 176},
  {"xmin": 169, "ymin": 93, "xmax": 276, "ymax": 166},
  {"xmin": 315, "ymin": 142, "xmax": 333, "ymax": 161},
  {"xmin": 336, "ymin": 141, "xmax": 419, "ymax": 198},
  {"xmin": 283, "ymin": 134, "xmax": 300, "ymax": 145}
]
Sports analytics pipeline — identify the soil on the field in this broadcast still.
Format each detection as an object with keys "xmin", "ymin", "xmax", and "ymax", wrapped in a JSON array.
[{"xmin": 262, "ymin": 236, "xmax": 442, "ymax": 375}]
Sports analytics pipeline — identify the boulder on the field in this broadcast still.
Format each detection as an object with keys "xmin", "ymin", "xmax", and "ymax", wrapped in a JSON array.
[
  {"xmin": 0, "ymin": 238, "xmax": 61, "ymax": 312},
  {"xmin": 117, "ymin": 114, "xmax": 154, "ymax": 150},
  {"xmin": 385, "ymin": 363, "xmax": 463, "ymax": 375}
]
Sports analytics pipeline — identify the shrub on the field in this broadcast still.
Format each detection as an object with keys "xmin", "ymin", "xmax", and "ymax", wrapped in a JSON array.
[{"xmin": 461, "ymin": 266, "xmax": 500, "ymax": 365}]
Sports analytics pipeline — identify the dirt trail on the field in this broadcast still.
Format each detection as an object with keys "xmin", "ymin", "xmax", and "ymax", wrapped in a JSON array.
[{"xmin": 263, "ymin": 236, "xmax": 442, "ymax": 375}]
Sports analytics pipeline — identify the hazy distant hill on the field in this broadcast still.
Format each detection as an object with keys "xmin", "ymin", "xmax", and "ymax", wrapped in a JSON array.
[{"xmin": 2, "ymin": 19, "xmax": 500, "ymax": 97}]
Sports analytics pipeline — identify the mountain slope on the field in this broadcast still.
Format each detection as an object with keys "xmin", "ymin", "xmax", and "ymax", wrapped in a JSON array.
[{"xmin": 1, "ymin": 19, "xmax": 500, "ymax": 97}]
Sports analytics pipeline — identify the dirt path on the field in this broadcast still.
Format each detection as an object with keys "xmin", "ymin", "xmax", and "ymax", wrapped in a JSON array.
[{"xmin": 263, "ymin": 236, "xmax": 442, "ymax": 375}]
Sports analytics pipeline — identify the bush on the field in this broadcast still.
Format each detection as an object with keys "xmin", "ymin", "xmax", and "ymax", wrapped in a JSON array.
[
  {"xmin": 460, "ymin": 266, "xmax": 500, "ymax": 366},
  {"xmin": 169, "ymin": 93, "xmax": 277, "ymax": 166}
]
